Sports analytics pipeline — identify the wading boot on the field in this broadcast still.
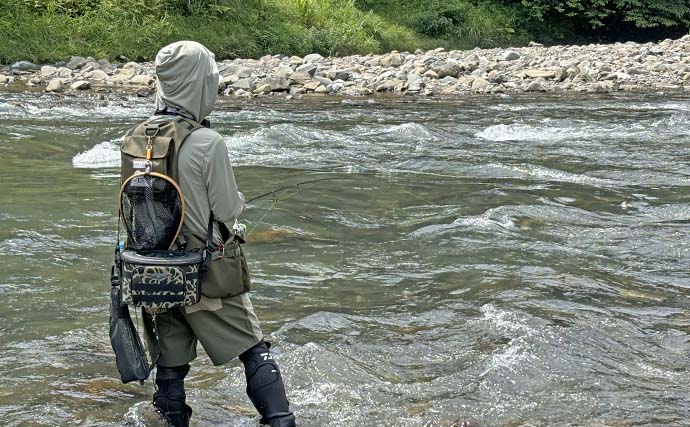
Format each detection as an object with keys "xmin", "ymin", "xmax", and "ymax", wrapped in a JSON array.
[
  {"xmin": 153, "ymin": 364, "xmax": 193, "ymax": 427},
  {"xmin": 239, "ymin": 341, "xmax": 296, "ymax": 427}
]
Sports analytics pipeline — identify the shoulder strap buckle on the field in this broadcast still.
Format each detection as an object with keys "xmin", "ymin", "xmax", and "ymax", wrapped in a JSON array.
[{"xmin": 144, "ymin": 123, "xmax": 160, "ymax": 137}]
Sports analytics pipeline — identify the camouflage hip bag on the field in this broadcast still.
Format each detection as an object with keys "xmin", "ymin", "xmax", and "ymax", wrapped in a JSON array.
[{"xmin": 118, "ymin": 249, "xmax": 204, "ymax": 308}]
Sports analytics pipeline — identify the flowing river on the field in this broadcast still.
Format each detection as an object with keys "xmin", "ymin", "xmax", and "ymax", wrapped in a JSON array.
[{"xmin": 0, "ymin": 91, "xmax": 689, "ymax": 426}]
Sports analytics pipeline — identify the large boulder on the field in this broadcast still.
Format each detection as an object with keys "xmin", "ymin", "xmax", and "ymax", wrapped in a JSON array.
[
  {"xmin": 87, "ymin": 70, "xmax": 109, "ymax": 81},
  {"xmin": 46, "ymin": 79, "xmax": 64, "ymax": 92},
  {"xmin": 10, "ymin": 61, "xmax": 39, "ymax": 71},
  {"xmin": 524, "ymin": 81, "xmax": 546, "ymax": 92},
  {"xmin": 40, "ymin": 66, "xmax": 57, "ymax": 78},
  {"xmin": 381, "ymin": 52, "xmax": 403, "ymax": 67},
  {"xmin": 524, "ymin": 69, "xmax": 556, "ymax": 79},
  {"xmin": 501, "ymin": 50, "xmax": 521, "ymax": 61},
  {"xmin": 129, "ymin": 75, "xmax": 154, "ymax": 85},
  {"xmin": 471, "ymin": 78, "xmax": 490, "ymax": 92},
  {"xmin": 66, "ymin": 56, "xmax": 87, "ymax": 70},
  {"xmin": 71, "ymin": 80, "xmax": 91, "ymax": 90},
  {"xmin": 296, "ymin": 63, "xmax": 318, "ymax": 76},
  {"xmin": 328, "ymin": 69, "xmax": 352, "ymax": 81},
  {"xmin": 288, "ymin": 72, "xmax": 312, "ymax": 85},
  {"xmin": 221, "ymin": 65, "xmax": 253, "ymax": 79},
  {"xmin": 304, "ymin": 53, "xmax": 324, "ymax": 62},
  {"xmin": 57, "ymin": 67, "xmax": 73, "ymax": 78},
  {"xmin": 232, "ymin": 78, "xmax": 255, "ymax": 91},
  {"xmin": 303, "ymin": 81, "xmax": 321, "ymax": 91},
  {"xmin": 436, "ymin": 62, "xmax": 463, "ymax": 78},
  {"xmin": 259, "ymin": 76, "xmax": 289, "ymax": 91}
]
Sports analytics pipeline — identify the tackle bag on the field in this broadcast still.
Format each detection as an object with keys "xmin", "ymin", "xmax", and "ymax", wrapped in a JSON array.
[{"xmin": 115, "ymin": 116, "xmax": 213, "ymax": 309}]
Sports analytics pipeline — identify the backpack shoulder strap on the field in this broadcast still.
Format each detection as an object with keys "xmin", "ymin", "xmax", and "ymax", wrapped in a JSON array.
[{"xmin": 169, "ymin": 117, "xmax": 205, "ymax": 182}]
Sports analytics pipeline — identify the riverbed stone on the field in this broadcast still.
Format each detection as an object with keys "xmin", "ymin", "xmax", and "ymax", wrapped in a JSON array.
[
  {"xmin": 66, "ymin": 56, "xmax": 87, "ymax": 70},
  {"xmin": 117, "ymin": 67, "xmax": 137, "ymax": 76},
  {"xmin": 253, "ymin": 83, "xmax": 272, "ymax": 95},
  {"xmin": 525, "ymin": 81, "xmax": 545, "ymax": 92},
  {"xmin": 436, "ymin": 62, "xmax": 463, "ymax": 78},
  {"xmin": 40, "ymin": 66, "xmax": 57, "ymax": 77},
  {"xmin": 233, "ymin": 88, "xmax": 251, "ymax": 98},
  {"xmin": 58, "ymin": 67, "xmax": 73, "ymax": 78},
  {"xmin": 304, "ymin": 53, "xmax": 324, "ymax": 62},
  {"xmin": 376, "ymin": 78, "xmax": 403, "ymax": 92},
  {"xmin": 471, "ymin": 78, "xmax": 490, "ymax": 91},
  {"xmin": 328, "ymin": 69, "xmax": 352, "ymax": 81},
  {"xmin": 303, "ymin": 81, "xmax": 321, "ymax": 91},
  {"xmin": 129, "ymin": 75, "xmax": 154, "ymax": 85},
  {"xmin": 381, "ymin": 52, "xmax": 403, "ymax": 67},
  {"xmin": 232, "ymin": 78, "xmax": 255, "ymax": 91},
  {"xmin": 525, "ymin": 69, "xmax": 556, "ymax": 79},
  {"xmin": 46, "ymin": 78, "xmax": 64, "ymax": 92},
  {"xmin": 289, "ymin": 72, "xmax": 312, "ymax": 85},
  {"xmin": 423, "ymin": 69, "xmax": 439, "ymax": 79},
  {"xmin": 589, "ymin": 81, "xmax": 615, "ymax": 92},
  {"xmin": 314, "ymin": 76, "xmax": 333, "ymax": 87},
  {"xmin": 71, "ymin": 80, "xmax": 91, "ymax": 90},
  {"xmin": 11, "ymin": 61, "xmax": 39, "ymax": 71},
  {"xmin": 87, "ymin": 70, "xmax": 109, "ymax": 81},
  {"xmin": 296, "ymin": 63, "xmax": 318, "ymax": 76},
  {"xmin": 263, "ymin": 76, "xmax": 290, "ymax": 91},
  {"xmin": 501, "ymin": 50, "xmax": 521, "ymax": 61},
  {"xmin": 274, "ymin": 64, "xmax": 293, "ymax": 78}
]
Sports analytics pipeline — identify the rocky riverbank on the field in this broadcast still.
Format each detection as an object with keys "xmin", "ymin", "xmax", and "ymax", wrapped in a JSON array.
[{"xmin": 3, "ymin": 35, "xmax": 690, "ymax": 98}]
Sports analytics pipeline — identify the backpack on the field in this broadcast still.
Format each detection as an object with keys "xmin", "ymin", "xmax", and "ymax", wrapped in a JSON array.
[{"xmin": 114, "ymin": 116, "xmax": 214, "ymax": 309}]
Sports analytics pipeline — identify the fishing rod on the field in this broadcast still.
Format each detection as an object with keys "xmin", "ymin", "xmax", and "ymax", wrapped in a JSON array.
[{"xmin": 246, "ymin": 177, "xmax": 349, "ymax": 203}]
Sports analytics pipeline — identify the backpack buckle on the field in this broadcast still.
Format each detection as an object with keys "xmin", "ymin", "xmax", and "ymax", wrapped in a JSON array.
[{"xmin": 144, "ymin": 124, "xmax": 160, "ymax": 137}]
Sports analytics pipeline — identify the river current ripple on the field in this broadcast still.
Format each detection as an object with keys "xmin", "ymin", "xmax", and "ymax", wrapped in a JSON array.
[{"xmin": 0, "ymin": 92, "xmax": 689, "ymax": 426}]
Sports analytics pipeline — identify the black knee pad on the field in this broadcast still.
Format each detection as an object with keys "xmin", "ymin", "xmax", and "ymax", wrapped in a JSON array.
[
  {"xmin": 240, "ymin": 341, "xmax": 294, "ymax": 425},
  {"xmin": 153, "ymin": 364, "xmax": 192, "ymax": 427}
]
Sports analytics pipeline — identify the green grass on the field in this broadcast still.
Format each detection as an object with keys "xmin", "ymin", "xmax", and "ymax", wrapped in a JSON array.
[
  {"xmin": 0, "ymin": 0, "xmax": 433, "ymax": 63},
  {"xmin": 2, "ymin": 0, "xmax": 683, "ymax": 64}
]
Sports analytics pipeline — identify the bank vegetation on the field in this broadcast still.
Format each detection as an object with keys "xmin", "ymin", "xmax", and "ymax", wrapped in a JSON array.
[{"xmin": 1, "ymin": 0, "xmax": 688, "ymax": 64}]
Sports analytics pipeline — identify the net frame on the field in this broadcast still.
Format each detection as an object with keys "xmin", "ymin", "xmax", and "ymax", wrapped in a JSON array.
[{"xmin": 118, "ymin": 171, "xmax": 186, "ymax": 251}]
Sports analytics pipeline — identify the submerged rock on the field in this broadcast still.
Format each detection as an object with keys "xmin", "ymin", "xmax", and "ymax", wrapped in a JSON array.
[{"xmin": 123, "ymin": 401, "xmax": 168, "ymax": 427}]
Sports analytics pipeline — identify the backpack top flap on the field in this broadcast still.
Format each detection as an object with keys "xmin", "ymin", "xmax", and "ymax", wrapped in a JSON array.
[{"xmin": 121, "ymin": 116, "xmax": 203, "ymax": 183}]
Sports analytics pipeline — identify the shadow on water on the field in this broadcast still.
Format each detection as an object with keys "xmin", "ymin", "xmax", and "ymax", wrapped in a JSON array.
[{"xmin": 0, "ymin": 92, "xmax": 689, "ymax": 426}]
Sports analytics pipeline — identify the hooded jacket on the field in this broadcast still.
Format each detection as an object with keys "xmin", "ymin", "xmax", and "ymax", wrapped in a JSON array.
[{"xmin": 154, "ymin": 41, "xmax": 244, "ymax": 245}]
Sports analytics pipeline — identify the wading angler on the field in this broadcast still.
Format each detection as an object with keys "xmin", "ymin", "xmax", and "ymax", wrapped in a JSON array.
[{"xmin": 108, "ymin": 40, "xmax": 296, "ymax": 427}]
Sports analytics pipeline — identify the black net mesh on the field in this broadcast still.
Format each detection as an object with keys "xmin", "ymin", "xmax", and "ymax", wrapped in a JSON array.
[{"xmin": 120, "ymin": 174, "xmax": 183, "ymax": 251}]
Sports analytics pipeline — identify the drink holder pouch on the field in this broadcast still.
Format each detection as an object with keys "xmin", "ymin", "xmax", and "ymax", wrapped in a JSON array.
[
  {"xmin": 180, "ymin": 231, "xmax": 251, "ymax": 299},
  {"xmin": 119, "ymin": 250, "xmax": 204, "ymax": 309},
  {"xmin": 202, "ymin": 236, "xmax": 251, "ymax": 298}
]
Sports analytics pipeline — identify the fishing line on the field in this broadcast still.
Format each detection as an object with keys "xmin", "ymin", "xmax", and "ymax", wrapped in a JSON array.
[{"xmin": 246, "ymin": 187, "xmax": 305, "ymax": 237}]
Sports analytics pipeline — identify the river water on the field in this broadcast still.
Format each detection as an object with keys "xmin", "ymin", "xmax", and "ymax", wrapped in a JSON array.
[{"xmin": 0, "ymin": 91, "xmax": 689, "ymax": 427}]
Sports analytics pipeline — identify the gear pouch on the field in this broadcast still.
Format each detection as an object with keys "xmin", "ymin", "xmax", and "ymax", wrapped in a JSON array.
[
  {"xmin": 202, "ymin": 237, "xmax": 251, "ymax": 298},
  {"xmin": 120, "ymin": 250, "xmax": 203, "ymax": 308}
]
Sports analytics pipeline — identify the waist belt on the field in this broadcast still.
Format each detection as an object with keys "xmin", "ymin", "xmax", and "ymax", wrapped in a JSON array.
[{"xmin": 211, "ymin": 243, "xmax": 241, "ymax": 260}]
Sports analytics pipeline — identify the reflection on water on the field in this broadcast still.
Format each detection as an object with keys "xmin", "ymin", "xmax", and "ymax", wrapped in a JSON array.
[{"xmin": 0, "ymin": 92, "xmax": 689, "ymax": 426}]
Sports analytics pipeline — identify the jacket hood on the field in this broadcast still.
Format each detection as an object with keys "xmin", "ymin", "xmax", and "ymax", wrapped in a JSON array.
[{"xmin": 154, "ymin": 41, "xmax": 219, "ymax": 122}]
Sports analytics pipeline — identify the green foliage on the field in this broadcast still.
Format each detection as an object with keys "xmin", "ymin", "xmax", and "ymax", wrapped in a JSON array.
[
  {"xmin": 0, "ymin": 0, "xmax": 424, "ymax": 62},
  {"xmin": 516, "ymin": 0, "xmax": 690, "ymax": 32},
  {"xmin": 0, "ymin": 0, "xmax": 688, "ymax": 64},
  {"xmin": 354, "ymin": 0, "xmax": 526, "ymax": 48}
]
